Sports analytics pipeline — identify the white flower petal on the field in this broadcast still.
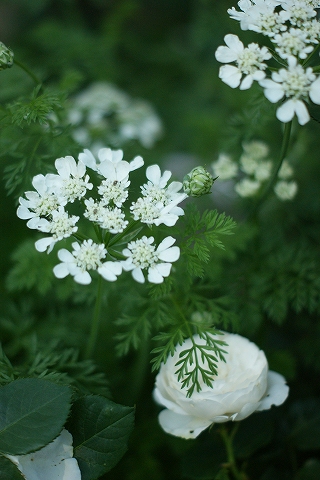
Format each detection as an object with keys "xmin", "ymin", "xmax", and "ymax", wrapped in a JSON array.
[
  {"xmin": 158, "ymin": 409, "xmax": 211, "ymax": 439},
  {"xmin": 78, "ymin": 149, "xmax": 98, "ymax": 171},
  {"xmin": 224, "ymin": 34, "xmax": 244, "ymax": 54},
  {"xmin": 257, "ymin": 371, "xmax": 289, "ymax": 411},
  {"xmin": 5, "ymin": 429, "xmax": 81, "ymax": 480},
  {"xmin": 309, "ymin": 77, "xmax": 320, "ymax": 104},
  {"xmin": 215, "ymin": 45, "xmax": 239, "ymax": 63},
  {"xmin": 219, "ymin": 65, "xmax": 242, "ymax": 88},
  {"xmin": 53, "ymin": 263, "xmax": 70, "ymax": 279},
  {"xmin": 74, "ymin": 271, "xmax": 92, "ymax": 284},
  {"xmin": 132, "ymin": 267, "xmax": 145, "ymax": 283},
  {"xmin": 35, "ymin": 237, "xmax": 54, "ymax": 253}
]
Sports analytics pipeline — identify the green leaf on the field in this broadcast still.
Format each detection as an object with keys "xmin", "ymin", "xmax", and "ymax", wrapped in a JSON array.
[
  {"xmin": 233, "ymin": 411, "xmax": 275, "ymax": 458},
  {"xmin": 0, "ymin": 456, "xmax": 24, "ymax": 479},
  {"xmin": 0, "ymin": 378, "xmax": 72, "ymax": 455},
  {"xmin": 290, "ymin": 399, "xmax": 320, "ymax": 450},
  {"xmin": 69, "ymin": 395, "xmax": 135, "ymax": 480}
]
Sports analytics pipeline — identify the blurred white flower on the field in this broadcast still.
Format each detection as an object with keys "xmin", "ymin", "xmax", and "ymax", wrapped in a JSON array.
[
  {"xmin": 215, "ymin": 34, "xmax": 272, "ymax": 90},
  {"xmin": 274, "ymin": 179, "xmax": 298, "ymax": 200},
  {"xmin": 122, "ymin": 235, "xmax": 180, "ymax": 284},
  {"xmin": 153, "ymin": 333, "xmax": 289, "ymax": 439},
  {"xmin": 259, "ymin": 56, "xmax": 320, "ymax": 124},
  {"xmin": 5, "ymin": 429, "xmax": 81, "ymax": 480},
  {"xmin": 235, "ymin": 178, "xmax": 261, "ymax": 197},
  {"xmin": 68, "ymin": 82, "xmax": 162, "ymax": 150},
  {"xmin": 278, "ymin": 159, "xmax": 294, "ymax": 179},
  {"xmin": 212, "ymin": 153, "xmax": 238, "ymax": 180}
]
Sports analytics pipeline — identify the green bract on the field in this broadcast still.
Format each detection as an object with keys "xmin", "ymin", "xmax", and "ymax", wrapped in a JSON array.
[
  {"xmin": 183, "ymin": 166, "xmax": 216, "ymax": 197},
  {"xmin": 0, "ymin": 41, "xmax": 14, "ymax": 71}
]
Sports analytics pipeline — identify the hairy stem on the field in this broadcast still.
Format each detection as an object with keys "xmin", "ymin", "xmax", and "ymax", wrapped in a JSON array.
[
  {"xmin": 85, "ymin": 275, "xmax": 103, "ymax": 359},
  {"xmin": 14, "ymin": 59, "xmax": 42, "ymax": 86},
  {"xmin": 219, "ymin": 424, "xmax": 245, "ymax": 480},
  {"xmin": 256, "ymin": 120, "xmax": 292, "ymax": 209}
]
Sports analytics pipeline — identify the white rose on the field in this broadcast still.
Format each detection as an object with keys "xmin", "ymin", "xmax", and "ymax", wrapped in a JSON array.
[
  {"xmin": 153, "ymin": 333, "xmax": 289, "ymax": 439},
  {"xmin": 5, "ymin": 429, "xmax": 81, "ymax": 480}
]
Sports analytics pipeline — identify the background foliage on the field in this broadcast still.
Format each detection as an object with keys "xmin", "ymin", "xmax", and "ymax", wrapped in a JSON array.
[{"xmin": 1, "ymin": 0, "xmax": 320, "ymax": 478}]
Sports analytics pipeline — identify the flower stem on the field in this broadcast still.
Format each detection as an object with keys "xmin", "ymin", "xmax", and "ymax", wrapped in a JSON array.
[
  {"xmin": 14, "ymin": 59, "xmax": 42, "ymax": 86},
  {"xmin": 85, "ymin": 275, "xmax": 103, "ymax": 359},
  {"xmin": 256, "ymin": 120, "xmax": 292, "ymax": 208},
  {"xmin": 219, "ymin": 424, "xmax": 245, "ymax": 480}
]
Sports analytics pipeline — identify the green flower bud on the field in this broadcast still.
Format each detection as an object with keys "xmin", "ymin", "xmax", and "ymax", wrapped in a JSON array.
[
  {"xmin": 0, "ymin": 41, "xmax": 14, "ymax": 71},
  {"xmin": 183, "ymin": 166, "xmax": 216, "ymax": 197}
]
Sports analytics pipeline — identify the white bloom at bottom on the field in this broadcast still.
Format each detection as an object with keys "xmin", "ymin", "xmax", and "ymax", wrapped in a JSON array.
[
  {"xmin": 5, "ymin": 429, "xmax": 81, "ymax": 480},
  {"xmin": 153, "ymin": 333, "xmax": 289, "ymax": 439},
  {"xmin": 122, "ymin": 235, "xmax": 180, "ymax": 283}
]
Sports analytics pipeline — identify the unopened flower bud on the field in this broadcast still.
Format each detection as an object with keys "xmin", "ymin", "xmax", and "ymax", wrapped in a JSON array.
[
  {"xmin": 0, "ymin": 41, "xmax": 14, "ymax": 71},
  {"xmin": 183, "ymin": 166, "xmax": 216, "ymax": 197}
]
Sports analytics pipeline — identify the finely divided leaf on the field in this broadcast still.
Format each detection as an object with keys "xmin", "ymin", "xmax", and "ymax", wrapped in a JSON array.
[
  {"xmin": 0, "ymin": 378, "xmax": 72, "ymax": 455},
  {"xmin": 69, "ymin": 395, "xmax": 135, "ymax": 480}
]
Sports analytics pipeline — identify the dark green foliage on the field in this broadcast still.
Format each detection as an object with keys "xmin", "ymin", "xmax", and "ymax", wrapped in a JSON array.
[
  {"xmin": 68, "ymin": 395, "xmax": 135, "ymax": 480},
  {"xmin": 0, "ymin": 378, "xmax": 72, "ymax": 455}
]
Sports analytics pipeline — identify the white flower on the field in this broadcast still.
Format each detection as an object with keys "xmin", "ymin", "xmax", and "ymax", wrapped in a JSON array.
[
  {"xmin": 117, "ymin": 99, "xmax": 163, "ymax": 148},
  {"xmin": 5, "ymin": 429, "xmax": 81, "ymax": 480},
  {"xmin": 235, "ymin": 178, "xmax": 261, "ymax": 197},
  {"xmin": 274, "ymin": 179, "xmax": 298, "ymax": 199},
  {"xmin": 240, "ymin": 154, "xmax": 259, "ymax": 175},
  {"xmin": 122, "ymin": 235, "xmax": 180, "ymax": 284},
  {"xmin": 53, "ymin": 239, "xmax": 121, "ymax": 284},
  {"xmin": 79, "ymin": 148, "xmax": 144, "ymax": 175},
  {"xmin": 242, "ymin": 140, "xmax": 269, "ymax": 159},
  {"xmin": 228, "ymin": 0, "xmax": 286, "ymax": 37},
  {"xmin": 35, "ymin": 207, "xmax": 79, "ymax": 253},
  {"xmin": 153, "ymin": 333, "xmax": 289, "ymax": 439},
  {"xmin": 280, "ymin": 0, "xmax": 317, "ymax": 26},
  {"xmin": 273, "ymin": 28, "xmax": 315, "ymax": 59},
  {"xmin": 17, "ymin": 174, "xmax": 65, "ymax": 229},
  {"xmin": 130, "ymin": 196, "xmax": 185, "ymax": 226},
  {"xmin": 85, "ymin": 197, "xmax": 129, "ymax": 232},
  {"xmin": 259, "ymin": 56, "xmax": 320, "ymax": 124},
  {"xmin": 215, "ymin": 34, "xmax": 272, "ymax": 90},
  {"xmin": 141, "ymin": 164, "xmax": 187, "ymax": 206},
  {"xmin": 278, "ymin": 159, "xmax": 294, "ymax": 179},
  {"xmin": 46, "ymin": 156, "xmax": 93, "ymax": 203},
  {"xmin": 211, "ymin": 154, "xmax": 238, "ymax": 180},
  {"xmin": 254, "ymin": 160, "xmax": 273, "ymax": 181}
]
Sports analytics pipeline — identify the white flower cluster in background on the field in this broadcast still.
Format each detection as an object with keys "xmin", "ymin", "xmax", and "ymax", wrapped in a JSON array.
[
  {"xmin": 154, "ymin": 332, "xmax": 289, "ymax": 439},
  {"xmin": 68, "ymin": 82, "xmax": 163, "ymax": 152},
  {"xmin": 212, "ymin": 140, "xmax": 298, "ymax": 200},
  {"xmin": 17, "ymin": 148, "xmax": 187, "ymax": 285},
  {"xmin": 215, "ymin": 0, "xmax": 320, "ymax": 124}
]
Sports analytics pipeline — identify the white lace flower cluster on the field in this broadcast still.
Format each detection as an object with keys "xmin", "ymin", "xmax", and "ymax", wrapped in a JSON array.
[
  {"xmin": 215, "ymin": 0, "xmax": 320, "ymax": 124},
  {"xmin": 17, "ymin": 148, "xmax": 186, "ymax": 285},
  {"xmin": 68, "ymin": 82, "xmax": 163, "ymax": 152},
  {"xmin": 212, "ymin": 140, "xmax": 298, "ymax": 200}
]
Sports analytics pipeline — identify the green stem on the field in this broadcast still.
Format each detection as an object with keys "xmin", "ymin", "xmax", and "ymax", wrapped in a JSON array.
[
  {"xmin": 85, "ymin": 275, "xmax": 104, "ymax": 359},
  {"xmin": 256, "ymin": 120, "xmax": 292, "ymax": 208},
  {"xmin": 219, "ymin": 424, "xmax": 244, "ymax": 480},
  {"xmin": 14, "ymin": 59, "xmax": 42, "ymax": 86}
]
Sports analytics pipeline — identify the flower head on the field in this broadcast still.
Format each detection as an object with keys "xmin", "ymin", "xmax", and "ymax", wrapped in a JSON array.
[
  {"xmin": 153, "ymin": 332, "xmax": 289, "ymax": 439},
  {"xmin": 122, "ymin": 235, "xmax": 180, "ymax": 284},
  {"xmin": 47, "ymin": 155, "xmax": 93, "ymax": 203},
  {"xmin": 215, "ymin": 34, "xmax": 272, "ymax": 90},
  {"xmin": 35, "ymin": 207, "xmax": 79, "ymax": 253},
  {"xmin": 5, "ymin": 429, "xmax": 81, "ymax": 480},
  {"xmin": 17, "ymin": 174, "xmax": 65, "ymax": 229},
  {"xmin": 259, "ymin": 56, "xmax": 320, "ymax": 124},
  {"xmin": 274, "ymin": 179, "xmax": 298, "ymax": 200},
  {"xmin": 0, "ymin": 41, "xmax": 14, "ymax": 70}
]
